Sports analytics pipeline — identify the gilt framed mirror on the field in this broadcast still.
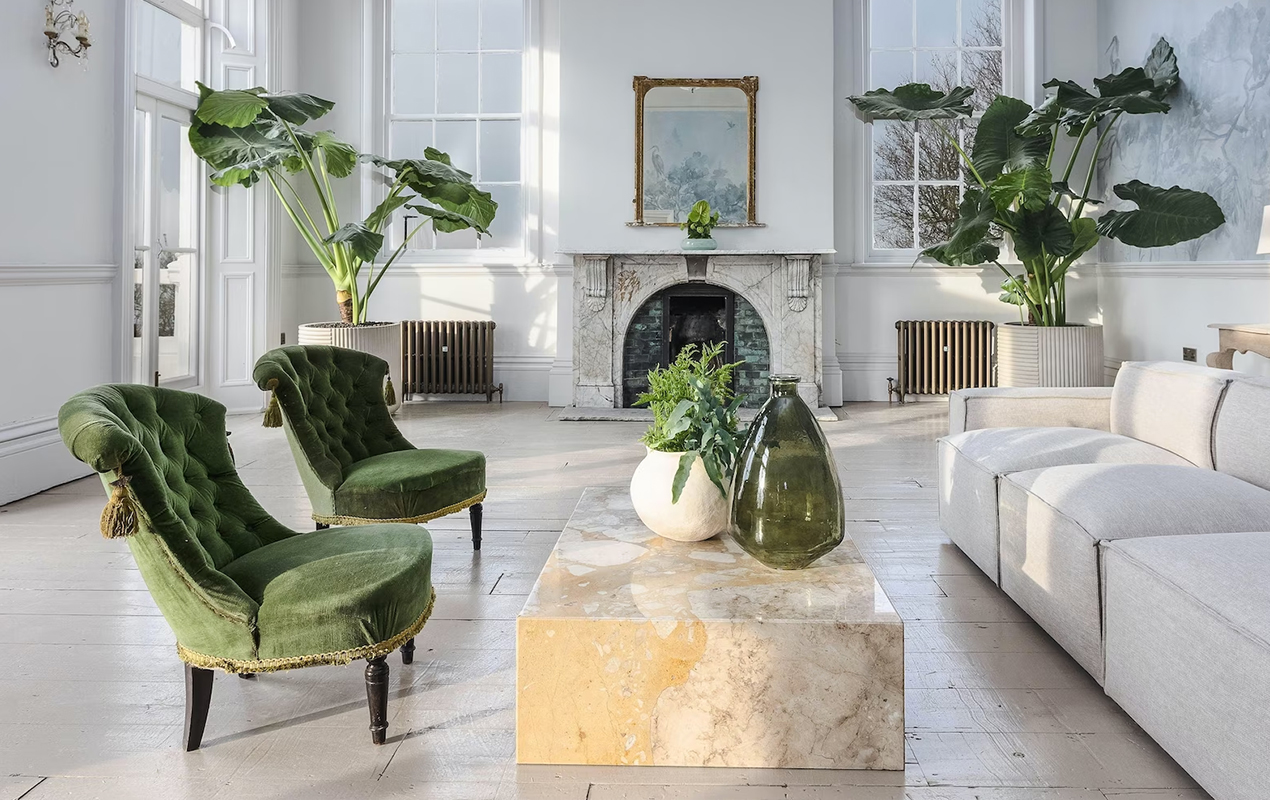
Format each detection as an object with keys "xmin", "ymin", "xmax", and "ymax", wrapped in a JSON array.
[{"xmin": 631, "ymin": 76, "xmax": 760, "ymax": 227}]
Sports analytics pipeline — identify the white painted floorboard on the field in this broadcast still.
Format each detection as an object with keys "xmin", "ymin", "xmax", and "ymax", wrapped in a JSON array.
[{"xmin": 0, "ymin": 401, "xmax": 1210, "ymax": 799}]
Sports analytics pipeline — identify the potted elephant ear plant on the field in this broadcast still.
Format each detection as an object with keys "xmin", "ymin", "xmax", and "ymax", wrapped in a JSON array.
[
  {"xmin": 681, "ymin": 200, "xmax": 721, "ymax": 251},
  {"xmin": 188, "ymin": 83, "xmax": 497, "ymax": 411},
  {"xmin": 850, "ymin": 38, "xmax": 1225, "ymax": 387}
]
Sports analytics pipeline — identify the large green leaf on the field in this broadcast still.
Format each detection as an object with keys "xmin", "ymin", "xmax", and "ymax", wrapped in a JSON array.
[
  {"xmin": 188, "ymin": 121, "xmax": 295, "ymax": 187},
  {"xmin": 1096, "ymin": 181, "xmax": 1226, "ymax": 247},
  {"xmin": 1064, "ymin": 217, "xmax": 1101, "ymax": 264},
  {"xmin": 261, "ymin": 91, "xmax": 335, "ymax": 125},
  {"xmin": 311, "ymin": 131, "xmax": 358, "ymax": 178},
  {"xmin": 405, "ymin": 203, "xmax": 489, "ymax": 235},
  {"xmin": 365, "ymin": 194, "xmax": 413, "ymax": 233},
  {"xmin": 194, "ymin": 85, "xmax": 268, "ymax": 128},
  {"xmin": 1143, "ymin": 38, "xmax": 1180, "ymax": 99},
  {"xmin": 1051, "ymin": 180, "xmax": 1101, "ymax": 207},
  {"xmin": 1011, "ymin": 205, "xmax": 1076, "ymax": 260},
  {"xmin": 324, "ymin": 223, "xmax": 384, "ymax": 263},
  {"xmin": 972, "ymin": 97, "xmax": 1052, "ymax": 181},
  {"xmin": 923, "ymin": 240, "xmax": 1001, "ymax": 267},
  {"xmin": 848, "ymin": 83, "xmax": 974, "ymax": 121},
  {"xmin": 999, "ymin": 275, "xmax": 1027, "ymax": 306},
  {"xmin": 921, "ymin": 189, "xmax": 1000, "ymax": 266},
  {"xmin": 370, "ymin": 155, "xmax": 497, "ymax": 233},
  {"xmin": 1041, "ymin": 77, "xmax": 1170, "ymax": 120},
  {"xmin": 990, "ymin": 166, "xmax": 1053, "ymax": 212},
  {"xmin": 1093, "ymin": 67, "xmax": 1155, "ymax": 98},
  {"xmin": 1015, "ymin": 94, "xmax": 1063, "ymax": 137}
]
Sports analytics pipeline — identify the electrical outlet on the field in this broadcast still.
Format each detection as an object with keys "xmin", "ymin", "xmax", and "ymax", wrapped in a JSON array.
[{"xmin": 1183, "ymin": 347, "xmax": 1197, "ymax": 363}]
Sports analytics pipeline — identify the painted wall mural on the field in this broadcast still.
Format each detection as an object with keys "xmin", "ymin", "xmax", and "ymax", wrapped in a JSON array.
[{"xmin": 1098, "ymin": 0, "xmax": 1270, "ymax": 262}]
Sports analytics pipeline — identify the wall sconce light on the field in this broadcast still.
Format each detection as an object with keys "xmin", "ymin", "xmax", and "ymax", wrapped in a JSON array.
[{"xmin": 44, "ymin": 0, "xmax": 91, "ymax": 68}]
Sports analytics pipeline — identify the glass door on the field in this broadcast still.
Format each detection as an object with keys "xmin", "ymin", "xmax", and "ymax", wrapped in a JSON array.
[{"xmin": 133, "ymin": 95, "xmax": 200, "ymax": 388}]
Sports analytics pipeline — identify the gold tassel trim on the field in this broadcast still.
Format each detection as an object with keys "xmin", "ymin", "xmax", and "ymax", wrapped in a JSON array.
[
  {"xmin": 100, "ymin": 474, "xmax": 140, "ymax": 539},
  {"xmin": 176, "ymin": 587, "xmax": 435, "ymax": 674},
  {"xmin": 312, "ymin": 490, "xmax": 486, "ymax": 527},
  {"xmin": 384, "ymin": 377, "xmax": 397, "ymax": 407},
  {"xmin": 262, "ymin": 378, "xmax": 283, "ymax": 428}
]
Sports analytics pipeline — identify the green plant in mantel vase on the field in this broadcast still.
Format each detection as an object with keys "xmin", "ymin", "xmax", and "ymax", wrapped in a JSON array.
[
  {"xmin": 188, "ymin": 83, "xmax": 497, "ymax": 325},
  {"xmin": 636, "ymin": 342, "xmax": 745, "ymax": 503},
  {"xmin": 680, "ymin": 199, "xmax": 721, "ymax": 251},
  {"xmin": 849, "ymin": 37, "xmax": 1225, "ymax": 326}
]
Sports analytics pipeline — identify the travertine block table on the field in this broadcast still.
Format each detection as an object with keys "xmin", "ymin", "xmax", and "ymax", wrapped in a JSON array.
[{"xmin": 516, "ymin": 487, "xmax": 904, "ymax": 769}]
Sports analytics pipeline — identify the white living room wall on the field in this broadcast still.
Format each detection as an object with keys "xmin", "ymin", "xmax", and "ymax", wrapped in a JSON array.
[
  {"xmin": 0, "ymin": 1, "xmax": 119, "ymax": 504},
  {"xmin": 1094, "ymin": 0, "xmax": 1270, "ymax": 377}
]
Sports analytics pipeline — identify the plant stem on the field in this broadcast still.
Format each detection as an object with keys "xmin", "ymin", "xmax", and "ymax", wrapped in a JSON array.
[
  {"xmin": 265, "ymin": 172, "xmax": 337, "ymax": 275},
  {"xmin": 363, "ymin": 218, "xmax": 433, "ymax": 306},
  {"xmin": 1061, "ymin": 113, "xmax": 1097, "ymax": 185},
  {"xmin": 1073, "ymin": 111, "xmax": 1123, "ymax": 221},
  {"xmin": 932, "ymin": 121, "xmax": 987, "ymax": 189}
]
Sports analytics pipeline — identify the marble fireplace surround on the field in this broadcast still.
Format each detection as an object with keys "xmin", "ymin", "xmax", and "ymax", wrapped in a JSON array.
[{"xmin": 563, "ymin": 250, "xmax": 834, "ymax": 409}]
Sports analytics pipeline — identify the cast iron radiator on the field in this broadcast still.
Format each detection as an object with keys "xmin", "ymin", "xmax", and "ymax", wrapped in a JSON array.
[
  {"xmin": 401, "ymin": 320, "xmax": 504, "ymax": 402},
  {"xmin": 889, "ymin": 320, "xmax": 995, "ymax": 403}
]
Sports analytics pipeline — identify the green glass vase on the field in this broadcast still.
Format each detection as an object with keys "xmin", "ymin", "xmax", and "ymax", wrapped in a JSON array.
[{"xmin": 728, "ymin": 375, "xmax": 844, "ymax": 569}]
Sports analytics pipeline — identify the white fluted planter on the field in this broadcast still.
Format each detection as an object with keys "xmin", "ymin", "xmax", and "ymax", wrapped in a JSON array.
[
  {"xmin": 297, "ymin": 321, "xmax": 403, "ymax": 414},
  {"xmin": 997, "ymin": 323, "xmax": 1105, "ymax": 388},
  {"xmin": 629, "ymin": 448, "xmax": 729, "ymax": 542}
]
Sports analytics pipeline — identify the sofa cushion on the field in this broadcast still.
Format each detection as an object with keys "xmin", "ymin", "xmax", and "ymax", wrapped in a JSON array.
[
  {"xmin": 1110, "ymin": 361, "xmax": 1231, "ymax": 468},
  {"xmin": 997, "ymin": 463, "xmax": 1270, "ymax": 682},
  {"xmin": 938, "ymin": 428, "xmax": 1191, "ymax": 583},
  {"xmin": 1214, "ymin": 375, "xmax": 1270, "ymax": 491},
  {"xmin": 1102, "ymin": 532, "xmax": 1270, "ymax": 800}
]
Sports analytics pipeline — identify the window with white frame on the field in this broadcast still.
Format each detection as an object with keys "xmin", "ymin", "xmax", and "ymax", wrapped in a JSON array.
[
  {"xmin": 868, "ymin": 0, "xmax": 1004, "ymax": 251},
  {"xmin": 388, "ymin": 0, "xmax": 526, "ymax": 254}
]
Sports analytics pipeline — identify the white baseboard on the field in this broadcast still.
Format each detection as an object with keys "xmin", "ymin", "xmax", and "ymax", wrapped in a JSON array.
[{"xmin": 0, "ymin": 417, "xmax": 92, "ymax": 506}]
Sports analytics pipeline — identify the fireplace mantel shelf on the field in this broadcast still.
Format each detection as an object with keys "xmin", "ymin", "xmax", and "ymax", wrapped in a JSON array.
[{"xmin": 558, "ymin": 249, "xmax": 835, "ymax": 256}]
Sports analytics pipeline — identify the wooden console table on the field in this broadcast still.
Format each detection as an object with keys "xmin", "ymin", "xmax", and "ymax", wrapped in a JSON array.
[{"xmin": 1207, "ymin": 323, "xmax": 1270, "ymax": 369}]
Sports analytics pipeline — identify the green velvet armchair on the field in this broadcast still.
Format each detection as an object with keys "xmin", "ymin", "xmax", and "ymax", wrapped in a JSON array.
[
  {"xmin": 58, "ymin": 385, "xmax": 434, "ymax": 750},
  {"xmin": 253, "ymin": 345, "xmax": 487, "ymax": 548}
]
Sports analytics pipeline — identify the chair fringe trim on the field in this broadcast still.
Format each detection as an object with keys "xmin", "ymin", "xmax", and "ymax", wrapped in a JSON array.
[
  {"xmin": 100, "ymin": 474, "xmax": 140, "ymax": 539},
  {"xmin": 312, "ymin": 490, "xmax": 486, "ymax": 527},
  {"xmin": 262, "ymin": 378, "xmax": 283, "ymax": 428},
  {"xmin": 176, "ymin": 587, "xmax": 436, "ymax": 675},
  {"xmin": 384, "ymin": 377, "xmax": 396, "ymax": 407}
]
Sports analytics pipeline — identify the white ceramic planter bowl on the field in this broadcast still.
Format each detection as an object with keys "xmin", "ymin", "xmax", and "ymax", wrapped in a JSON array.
[
  {"xmin": 997, "ymin": 323, "xmax": 1105, "ymax": 388},
  {"xmin": 629, "ymin": 448, "xmax": 729, "ymax": 542},
  {"xmin": 297, "ymin": 321, "xmax": 403, "ymax": 414}
]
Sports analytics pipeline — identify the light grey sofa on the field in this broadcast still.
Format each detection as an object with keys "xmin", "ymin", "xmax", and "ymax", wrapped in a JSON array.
[{"xmin": 939, "ymin": 361, "xmax": 1270, "ymax": 800}]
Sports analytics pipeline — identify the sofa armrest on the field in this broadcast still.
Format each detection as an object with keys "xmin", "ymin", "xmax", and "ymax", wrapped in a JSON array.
[{"xmin": 949, "ymin": 387, "xmax": 1114, "ymax": 435}]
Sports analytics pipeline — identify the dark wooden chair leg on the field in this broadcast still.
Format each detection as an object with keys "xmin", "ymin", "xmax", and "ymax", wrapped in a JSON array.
[
  {"xmin": 470, "ymin": 503, "xmax": 483, "ymax": 551},
  {"xmin": 315, "ymin": 521, "xmax": 329, "ymax": 530},
  {"xmin": 184, "ymin": 665, "xmax": 214, "ymax": 752},
  {"xmin": 365, "ymin": 656, "xmax": 389, "ymax": 745},
  {"xmin": 400, "ymin": 637, "xmax": 415, "ymax": 665},
  {"xmin": 238, "ymin": 673, "xmax": 255, "ymax": 680}
]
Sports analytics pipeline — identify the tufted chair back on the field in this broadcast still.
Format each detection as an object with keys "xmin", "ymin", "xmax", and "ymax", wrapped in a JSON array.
[
  {"xmin": 59, "ymin": 385, "xmax": 297, "ymax": 660},
  {"xmin": 253, "ymin": 346, "xmax": 414, "ymax": 492}
]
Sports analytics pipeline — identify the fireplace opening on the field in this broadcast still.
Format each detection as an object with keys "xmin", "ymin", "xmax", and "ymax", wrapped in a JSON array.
[{"xmin": 623, "ymin": 284, "xmax": 771, "ymax": 408}]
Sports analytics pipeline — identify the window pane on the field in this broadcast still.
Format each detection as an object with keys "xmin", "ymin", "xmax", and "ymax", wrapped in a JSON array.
[
  {"xmin": 873, "ymin": 121, "xmax": 914, "ymax": 181},
  {"xmin": 481, "ymin": 0, "xmax": 524, "ymax": 50},
  {"xmin": 157, "ymin": 115, "xmax": 198, "ymax": 249},
  {"xmin": 158, "ymin": 252, "xmax": 196, "ymax": 381},
  {"xmin": 437, "ymin": 53, "xmax": 478, "ymax": 113},
  {"xmin": 965, "ymin": 50, "xmax": 1003, "ymax": 110},
  {"xmin": 435, "ymin": 120, "xmax": 478, "ymax": 175},
  {"xmin": 871, "ymin": 0, "xmax": 912, "ymax": 48},
  {"xmin": 134, "ymin": 0, "xmax": 200, "ymax": 92},
  {"xmin": 963, "ymin": 0, "xmax": 1002, "ymax": 46},
  {"xmin": 918, "ymin": 185, "xmax": 960, "ymax": 245},
  {"xmin": 916, "ymin": 50, "xmax": 958, "ymax": 90},
  {"xmin": 874, "ymin": 185, "xmax": 915, "ymax": 248},
  {"xmin": 437, "ymin": 0, "xmax": 478, "ymax": 51},
  {"xmin": 916, "ymin": 0, "xmax": 958, "ymax": 47},
  {"xmin": 393, "ymin": 54, "xmax": 436, "ymax": 113},
  {"xmin": 436, "ymin": 226, "xmax": 479, "ymax": 249},
  {"xmin": 391, "ymin": 120, "xmax": 434, "ymax": 158},
  {"xmin": 483, "ymin": 184, "xmax": 523, "ymax": 249},
  {"xmin": 871, "ymin": 51, "xmax": 913, "ymax": 90},
  {"xmin": 481, "ymin": 53, "xmax": 522, "ymax": 113},
  {"xmin": 394, "ymin": 0, "xmax": 436, "ymax": 52},
  {"xmin": 918, "ymin": 124, "xmax": 958, "ymax": 181},
  {"xmin": 480, "ymin": 119, "xmax": 520, "ymax": 182}
]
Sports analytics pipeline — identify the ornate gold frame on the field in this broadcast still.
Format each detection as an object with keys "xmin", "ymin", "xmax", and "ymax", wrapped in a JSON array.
[{"xmin": 631, "ymin": 76, "xmax": 761, "ymax": 227}]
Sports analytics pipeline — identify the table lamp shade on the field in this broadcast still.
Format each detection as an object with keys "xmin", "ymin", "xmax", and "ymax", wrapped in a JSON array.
[{"xmin": 1259, "ymin": 205, "xmax": 1270, "ymax": 255}]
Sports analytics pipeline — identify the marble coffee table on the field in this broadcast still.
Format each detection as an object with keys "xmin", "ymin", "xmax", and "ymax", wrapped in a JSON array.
[{"xmin": 516, "ymin": 486, "xmax": 904, "ymax": 769}]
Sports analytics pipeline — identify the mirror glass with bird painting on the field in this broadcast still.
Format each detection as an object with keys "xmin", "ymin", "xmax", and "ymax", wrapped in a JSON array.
[{"xmin": 632, "ymin": 77, "xmax": 760, "ymax": 227}]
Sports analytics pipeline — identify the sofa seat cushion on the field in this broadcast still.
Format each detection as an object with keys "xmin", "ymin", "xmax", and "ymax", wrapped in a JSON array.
[
  {"xmin": 334, "ymin": 448, "xmax": 487, "ymax": 522},
  {"xmin": 997, "ymin": 464, "xmax": 1270, "ymax": 683},
  {"xmin": 938, "ymin": 428, "xmax": 1192, "ymax": 584},
  {"xmin": 222, "ymin": 524, "xmax": 434, "ymax": 661},
  {"xmin": 1102, "ymin": 532, "xmax": 1270, "ymax": 800}
]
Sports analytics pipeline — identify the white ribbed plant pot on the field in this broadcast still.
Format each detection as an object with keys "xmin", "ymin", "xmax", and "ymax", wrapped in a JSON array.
[
  {"xmin": 997, "ymin": 323, "xmax": 1105, "ymax": 388},
  {"xmin": 629, "ymin": 448, "xmax": 729, "ymax": 542},
  {"xmin": 297, "ymin": 321, "xmax": 403, "ymax": 414}
]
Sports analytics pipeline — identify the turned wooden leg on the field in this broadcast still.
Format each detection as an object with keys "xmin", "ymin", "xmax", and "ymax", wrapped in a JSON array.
[
  {"xmin": 470, "ymin": 503, "xmax": 483, "ymax": 551},
  {"xmin": 400, "ymin": 637, "xmax": 415, "ymax": 665},
  {"xmin": 365, "ymin": 656, "xmax": 389, "ymax": 745},
  {"xmin": 184, "ymin": 665, "xmax": 214, "ymax": 752},
  {"xmin": 315, "ymin": 521, "xmax": 329, "ymax": 531}
]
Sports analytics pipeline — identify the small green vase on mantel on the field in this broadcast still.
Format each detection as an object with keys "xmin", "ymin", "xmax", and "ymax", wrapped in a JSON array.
[{"xmin": 728, "ymin": 375, "xmax": 845, "ymax": 569}]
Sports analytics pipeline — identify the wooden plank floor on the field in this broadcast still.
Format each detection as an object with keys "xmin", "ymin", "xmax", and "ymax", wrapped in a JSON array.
[{"xmin": 0, "ymin": 401, "xmax": 1209, "ymax": 799}]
